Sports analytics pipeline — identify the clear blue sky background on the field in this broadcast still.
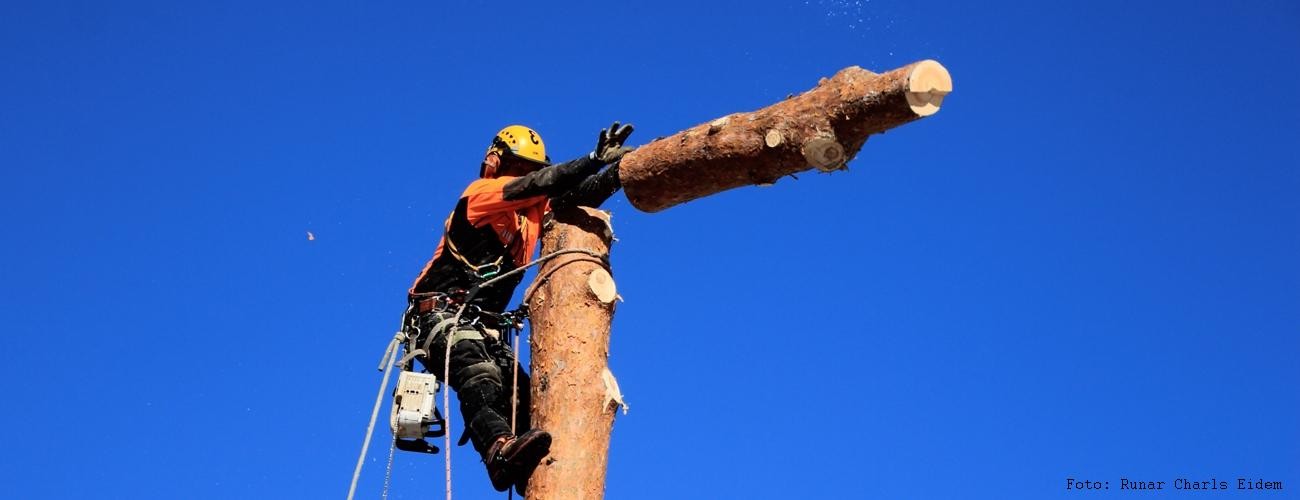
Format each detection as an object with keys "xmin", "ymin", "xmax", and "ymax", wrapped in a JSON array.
[{"xmin": 1, "ymin": 1, "xmax": 1296, "ymax": 499}]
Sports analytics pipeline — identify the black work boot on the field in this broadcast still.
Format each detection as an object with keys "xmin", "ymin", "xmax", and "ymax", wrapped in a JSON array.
[
  {"xmin": 484, "ymin": 429, "xmax": 552, "ymax": 492},
  {"xmin": 510, "ymin": 431, "xmax": 547, "ymax": 497}
]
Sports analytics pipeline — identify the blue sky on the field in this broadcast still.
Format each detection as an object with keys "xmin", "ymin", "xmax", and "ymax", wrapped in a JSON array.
[{"xmin": 1, "ymin": 1, "xmax": 1296, "ymax": 499}]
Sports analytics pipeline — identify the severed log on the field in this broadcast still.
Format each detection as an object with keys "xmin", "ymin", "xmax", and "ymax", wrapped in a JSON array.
[
  {"xmin": 525, "ymin": 206, "xmax": 624, "ymax": 500},
  {"xmin": 618, "ymin": 59, "xmax": 952, "ymax": 212}
]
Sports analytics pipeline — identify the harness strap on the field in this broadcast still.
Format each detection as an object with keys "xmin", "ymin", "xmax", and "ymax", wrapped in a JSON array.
[
  {"xmin": 415, "ymin": 313, "xmax": 491, "ymax": 365},
  {"xmin": 397, "ymin": 348, "xmax": 426, "ymax": 368},
  {"xmin": 442, "ymin": 224, "xmax": 507, "ymax": 278},
  {"xmin": 448, "ymin": 328, "xmax": 485, "ymax": 346},
  {"xmin": 433, "ymin": 317, "xmax": 459, "ymax": 337}
]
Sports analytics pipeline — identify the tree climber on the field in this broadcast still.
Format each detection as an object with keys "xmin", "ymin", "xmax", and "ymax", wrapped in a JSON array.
[{"xmin": 404, "ymin": 123, "xmax": 633, "ymax": 494}]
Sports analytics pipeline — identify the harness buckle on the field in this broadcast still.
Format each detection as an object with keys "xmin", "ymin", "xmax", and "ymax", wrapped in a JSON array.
[
  {"xmin": 413, "ymin": 292, "xmax": 464, "ymax": 314},
  {"xmin": 474, "ymin": 262, "xmax": 502, "ymax": 279}
]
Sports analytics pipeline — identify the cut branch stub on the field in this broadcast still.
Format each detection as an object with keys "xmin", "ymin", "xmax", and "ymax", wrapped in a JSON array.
[
  {"xmin": 803, "ymin": 136, "xmax": 846, "ymax": 171},
  {"xmin": 587, "ymin": 268, "xmax": 617, "ymax": 304},
  {"xmin": 764, "ymin": 129, "xmax": 784, "ymax": 148},
  {"xmin": 619, "ymin": 59, "xmax": 952, "ymax": 212}
]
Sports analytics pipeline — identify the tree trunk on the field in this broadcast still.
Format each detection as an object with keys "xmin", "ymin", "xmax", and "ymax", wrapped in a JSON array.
[
  {"xmin": 520, "ymin": 60, "xmax": 952, "ymax": 499},
  {"xmin": 618, "ymin": 59, "xmax": 952, "ymax": 212},
  {"xmin": 525, "ymin": 206, "xmax": 623, "ymax": 500}
]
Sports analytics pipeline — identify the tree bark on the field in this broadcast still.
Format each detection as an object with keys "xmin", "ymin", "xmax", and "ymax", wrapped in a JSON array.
[
  {"xmin": 525, "ymin": 206, "xmax": 623, "ymax": 500},
  {"xmin": 618, "ymin": 59, "xmax": 952, "ymax": 212}
]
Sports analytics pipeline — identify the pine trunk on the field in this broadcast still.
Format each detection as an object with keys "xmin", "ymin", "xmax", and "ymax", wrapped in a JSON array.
[{"xmin": 525, "ymin": 206, "xmax": 622, "ymax": 500}]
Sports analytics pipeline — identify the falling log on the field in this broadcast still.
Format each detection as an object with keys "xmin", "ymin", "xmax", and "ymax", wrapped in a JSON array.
[
  {"xmin": 526, "ymin": 206, "xmax": 623, "ymax": 500},
  {"xmin": 618, "ymin": 59, "xmax": 952, "ymax": 212}
]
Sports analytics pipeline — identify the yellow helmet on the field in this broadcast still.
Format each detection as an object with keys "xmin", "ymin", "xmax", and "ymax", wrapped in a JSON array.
[{"xmin": 488, "ymin": 125, "xmax": 550, "ymax": 166}]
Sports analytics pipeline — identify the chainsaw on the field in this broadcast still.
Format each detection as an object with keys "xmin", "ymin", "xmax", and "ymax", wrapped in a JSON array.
[{"xmin": 389, "ymin": 369, "xmax": 446, "ymax": 454}]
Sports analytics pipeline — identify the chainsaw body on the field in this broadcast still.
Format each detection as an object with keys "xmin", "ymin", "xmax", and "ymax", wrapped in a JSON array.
[{"xmin": 389, "ymin": 370, "xmax": 446, "ymax": 453}]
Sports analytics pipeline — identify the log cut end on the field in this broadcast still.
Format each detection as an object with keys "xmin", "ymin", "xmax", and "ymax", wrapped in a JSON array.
[{"xmin": 905, "ymin": 60, "xmax": 952, "ymax": 117}]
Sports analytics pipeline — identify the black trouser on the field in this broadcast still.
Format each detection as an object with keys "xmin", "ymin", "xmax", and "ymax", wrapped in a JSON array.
[{"xmin": 412, "ymin": 311, "xmax": 532, "ymax": 460}]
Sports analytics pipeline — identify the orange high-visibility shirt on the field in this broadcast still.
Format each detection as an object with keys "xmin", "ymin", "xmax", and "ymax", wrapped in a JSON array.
[{"xmin": 410, "ymin": 176, "xmax": 550, "ymax": 295}]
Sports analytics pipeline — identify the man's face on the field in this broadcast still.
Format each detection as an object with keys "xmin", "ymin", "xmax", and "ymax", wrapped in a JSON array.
[
  {"xmin": 499, "ymin": 155, "xmax": 541, "ymax": 177},
  {"xmin": 481, "ymin": 151, "xmax": 502, "ymax": 178},
  {"xmin": 482, "ymin": 150, "xmax": 543, "ymax": 178}
]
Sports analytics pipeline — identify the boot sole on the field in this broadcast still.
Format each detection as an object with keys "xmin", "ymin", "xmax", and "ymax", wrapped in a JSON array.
[
  {"xmin": 507, "ymin": 432, "xmax": 552, "ymax": 471},
  {"xmin": 490, "ymin": 433, "xmax": 552, "ymax": 492},
  {"xmin": 509, "ymin": 432, "xmax": 551, "ymax": 496}
]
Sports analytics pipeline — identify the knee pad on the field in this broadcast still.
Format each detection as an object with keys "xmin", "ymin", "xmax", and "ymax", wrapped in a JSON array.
[
  {"xmin": 456, "ymin": 361, "xmax": 509, "ymax": 443},
  {"xmin": 457, "ymin": 360, "xmax": 502, "ymax": 388},
  {"xmin": 454, "ymin": 360, "xmax": 503, "ymax": 409}
]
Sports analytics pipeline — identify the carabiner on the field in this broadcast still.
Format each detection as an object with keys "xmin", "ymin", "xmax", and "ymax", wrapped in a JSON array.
[{"xmin": 475, "ymin": 262, "xmax": 502, "ymax": 279}]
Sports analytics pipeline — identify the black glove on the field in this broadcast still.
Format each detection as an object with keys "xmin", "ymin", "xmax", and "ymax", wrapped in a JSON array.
[
  {"xmin": 592, "ymin": 121, "xmax": 635, "ymax": 164},
  {"xmin": 552, "ymin": 162, "xmax": 623, "ymax": 210}
]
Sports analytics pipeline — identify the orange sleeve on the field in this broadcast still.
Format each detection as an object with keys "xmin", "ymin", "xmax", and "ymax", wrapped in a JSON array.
[{"xmin": 463, "ymin": 177, "xmax": 546, "ymax": 225}]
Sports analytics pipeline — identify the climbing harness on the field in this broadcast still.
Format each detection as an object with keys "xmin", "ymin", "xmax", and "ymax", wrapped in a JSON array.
[{"xmin": 348, "ymin": 248, "xmax": 606, "ymax": 500}]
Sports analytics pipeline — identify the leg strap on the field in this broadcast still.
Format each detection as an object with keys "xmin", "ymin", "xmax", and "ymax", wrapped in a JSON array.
[
  {"xmin": 418, "ymin": 314, "xmax": 484, "ymax": 359},
  {"xmin": 448, "ymin": 328, "xmax": 485, "ymax": 346}
]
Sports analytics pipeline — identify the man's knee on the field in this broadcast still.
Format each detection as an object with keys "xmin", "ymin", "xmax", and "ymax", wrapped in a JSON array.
[
  {"xmin": 454, "ymin": 359, "xmax": 504, "ymax": 412},
  {"xmin": 454, "ymin": 359, "xmax": 502, "ymax": 390}
]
